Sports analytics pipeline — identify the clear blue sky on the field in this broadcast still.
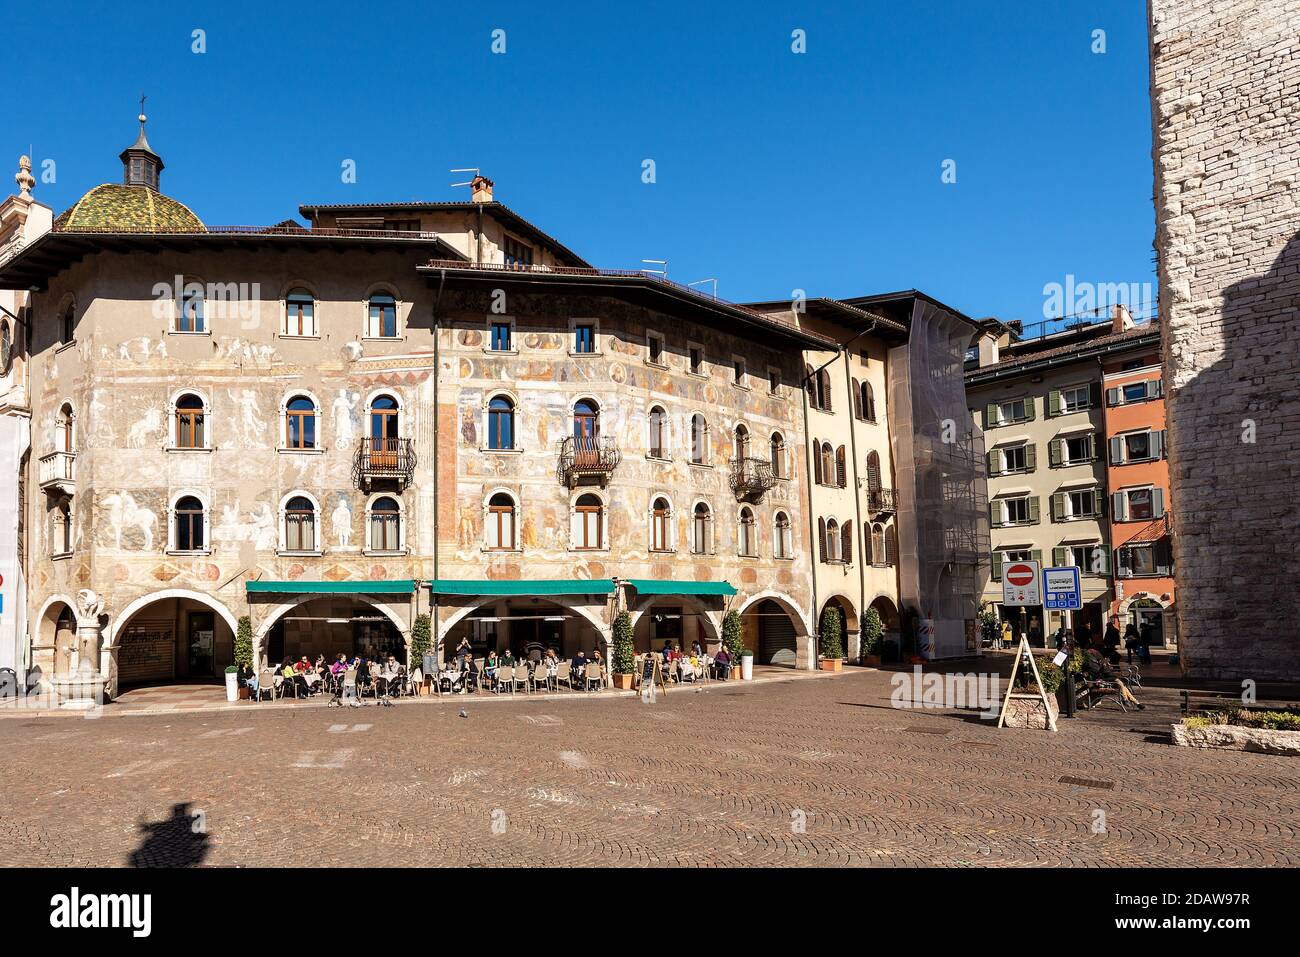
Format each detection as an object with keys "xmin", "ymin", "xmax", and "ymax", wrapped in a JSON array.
[{"xmin": 11, "ymin": 0, "xmax": 1155, "ymax": 326}]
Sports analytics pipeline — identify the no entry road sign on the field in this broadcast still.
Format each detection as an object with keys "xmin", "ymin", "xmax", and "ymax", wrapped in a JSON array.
[{"xmin": 1002, "ymin": 560, "xmax": 1041, "ymax": 606}]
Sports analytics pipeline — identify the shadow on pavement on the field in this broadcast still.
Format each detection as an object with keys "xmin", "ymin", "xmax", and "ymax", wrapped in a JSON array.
[{"xmin": 128, "ymin": 802, "xmax": 211, "ymax": 868}]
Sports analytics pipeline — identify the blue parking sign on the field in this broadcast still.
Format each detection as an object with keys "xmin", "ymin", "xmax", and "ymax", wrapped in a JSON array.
[{"xmin": 1042, "ymin": 566, "xmax": 1082, "ymax": 610}]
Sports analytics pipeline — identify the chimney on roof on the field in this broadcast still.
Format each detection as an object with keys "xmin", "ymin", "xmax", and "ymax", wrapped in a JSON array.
[
  {"xmin": 470, "ymin": 174, "xmax": 494, "ymax": 204},
  {"xmin": 1112, "ymin": 303, "xmax": 1134, "ymax": 333}
]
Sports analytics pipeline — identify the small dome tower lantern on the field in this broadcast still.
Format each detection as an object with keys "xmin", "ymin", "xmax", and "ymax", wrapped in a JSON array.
[{"xmin": 119, "ymin": 95, "xmax": 164, "ymax": 190}]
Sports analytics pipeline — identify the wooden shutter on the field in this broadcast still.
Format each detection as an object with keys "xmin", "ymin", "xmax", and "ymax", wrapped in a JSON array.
[
  {"xmin": 1048, "ymin": 438, "xmax": 1062, "ymax": 468},
  {"xmin": 1151, "ymin": 377, "xmax": 1164, "ymax": 398},
  {"xmin": 1030, "ymin": 549, "xmax": 1042, "ymax": 565},
  {"xmin": 817, "ymin": 519, "xmax": 826, "ymax": 563},
  {"xmin": 1112, "ymin": 491, "xmax": 1126, "ymax": 520},
  {"xmin": 1095, "ymin": 546, "xmax": 1111, "ymax": 576},
  {"xmin": 986, "ymin": 403, "xmax": 999, "ymax": 428},
  {"xmin": 1028, "ymin": 496, "xmax": 1040, "ymax": 523},
  {"xmin": 1088, "ymin": 382, "xmax": 1102, "ymax": 408},
  {"xmin": 1023, "ymin": 398, "xmax": 1036, "ymax": 422},
  {"xmin": 1052, "ymin": 547, "xmax": 1067, "ymax": 566},
  {"xmin": 1106, "ymin": 386, "xmax": 1121, "ymax": 406},
  {"xmin": 990, "ymin": 550, "xmax": 1003, "ymax": 581},
  {"xmin": 852, "ymin": 383, "xmax": 862, "ymax": 420},
  {"xmin": 812, "ymin": 444, "xmax": 822, "ymax": 485},
  {"xmin": 836, "ymin": 447, "xmax": 846, "ymax": 488},
  {"xmin": 1152, "ymin": 430, "xmax": 1165, "ymax": 459},
  {"xmin": 1050, "ymin": 492, "xmax": 1065, "ymax": 522},
  {"xmin": 885, "ymin": 526, "xmax": 898, "ymax": 565},
  {"xmin": 987, "ymin": 449, "xmax": 1000, "ymax": 476},
  {"xmin": 1085, "ymin": 433, "xmax": 1097, "ymax": 461},
  {"xmin": 1047, "ymin": 389, "xmax": 1061, "ymax": 416},
  {"xmin": 1024, "ymin": 443, "xmax": 1037, "ymax": 471},
  {"xmin": 989, "ymin": 501, "xmax": 1001, "ymax": 527},
  {"xmin": 1109, "ymin": 436, "xmax": 1124, "ymax": 465},
  {"xmin": 1152, "ymin": 488, "xmax": 1166, "ymax": 518},
  {"xmin": 1115, "ymin": 547, "xmax": 1130, "ymax": 577}
]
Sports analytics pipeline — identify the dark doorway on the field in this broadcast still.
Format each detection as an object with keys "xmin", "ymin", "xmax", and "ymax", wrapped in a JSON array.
[{"xmin": 187, "ymin": 612, "xmax": 215, "ymax": 677}]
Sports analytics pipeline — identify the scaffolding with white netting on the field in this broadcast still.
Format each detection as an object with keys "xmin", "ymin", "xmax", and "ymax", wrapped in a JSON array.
[{"xmin": 888, "ymin": 298, "xmax": 990, "ymax": 658}]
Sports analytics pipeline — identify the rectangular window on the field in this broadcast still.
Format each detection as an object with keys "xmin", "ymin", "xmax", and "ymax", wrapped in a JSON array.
[
  {"xmin": 1068, "ymin": 488, "xmax": 1098, "ymax": 518},
  {"xmin": 1126, "ymin": 487, "xmax": 1153, "ymax": 521},
  {"xmin": 285, "ymin": 514, "xmax": 315, "ymax": 552},
  {"xmin": 574, "ymin": 324, "xmax": 595, "ymax": 354},
  {"xmin": 578, "ymin": 508, "xmax": 602, "ymax": 548},
  {"xmin": 689, "ymin": 346, "xmax": 703, "ymax": 375},
  {"xmin": 647, "ymin": 333, "xmax": 664, "ymax": 365},
  {"xmin": 1003, "ymin": 497, "xmax": 1030, "ymax": 524},
  {"xmin": 1124, "ymin": 431, "xmax": 1151, "ymax": 461},
  {"xmin": 769, "ymin": 368, "xmax": 781, "ymax": 394},
  {"xmin": 1122, "ymin": 381, "xmax": 1148, "ymax": 403},
  {"xmin": 368, "ymin": 298, "xmax": 397, "ymax": 338},
  {"xmin": 1064, "ymin": 434, "xmax": 1093, "ymax": 464},
  {"xmin": 733, "ymin": 358, "xmax": 746, "ymax": 386},
  {"xmin": 177, "ymin": 294, "xmax": 205, "ymax": 333},
  {"xmin": 1002, "ymin": 445, "xmax": 1027, "ymax": 473},
  {"xmin": 1004, "ymin": 549, "xmax": 1032, "ymax": 564},
  {"xmin": 490, "ymin": 321, "xmax": 512, "ymax": 352},
  {"xmin": 1121, "ymin": 543, "xmax": 1157, "ymax": 576},
  {"xmin": 1061, "ymin": 385, "xmax": 1090, "ymax": 412},
  {"xmin": 997, "ymin": 398, "xmax": 1029, "ymax": 425}
]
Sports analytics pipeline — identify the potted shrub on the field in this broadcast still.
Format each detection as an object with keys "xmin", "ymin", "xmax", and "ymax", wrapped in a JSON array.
[
  {"xmin": 233, "ymin": 615, "xmax": 253, "ymax": 700},
  {"xmin": 611, "ymin": 611, "xmax": 635, "ymax": 689},
  {"xmin": 860, "ymin": 607, "xmax": 883, "ymax": 666},
  {"xmin": 722, "ymin": 610, "xmax": 746, "ymax": 680},
  {"xmin": 818, "ymin": 606, "xmax": 844, "ymax": 671},
  {"xmin": 410, "ymin": 613, "xmax": 432, "ymax": 694}
]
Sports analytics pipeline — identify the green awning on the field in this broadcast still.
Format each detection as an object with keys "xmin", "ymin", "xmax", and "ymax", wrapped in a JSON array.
[
  {"xmin": 625, "ymin": 579, "xmax": 737, "ymax": 597},
  {"xmin": 246, "ymin": 580, "xmax": 416, "ymax": 595},
  {"xmin": 426, "ymin": 579, "xmax": 616, "ymax": 597}
]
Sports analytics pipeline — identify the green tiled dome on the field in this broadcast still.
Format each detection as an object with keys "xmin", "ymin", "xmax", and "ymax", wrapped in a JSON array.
[{"xmin": 54, "ymin": 184, "xmax": 205, "ymax": 233}]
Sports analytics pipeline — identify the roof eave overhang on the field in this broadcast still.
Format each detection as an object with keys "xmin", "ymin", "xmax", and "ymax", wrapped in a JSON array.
[
  {"xmin": 0, "ymin": 230, "xmax": 470, "ymax": 290},
  {"xmin": 964, "ymin": 330, "xmax": 1162, "ymax": 387},
  {"xmin": 416, "ymin": 264, "xmax": 836, "ymax": 349}
]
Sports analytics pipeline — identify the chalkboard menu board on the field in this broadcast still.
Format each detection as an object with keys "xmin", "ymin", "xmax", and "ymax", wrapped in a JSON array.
[
  {"xmin": 641, "ymin": 655, "xmax": 657, "ymax": 683},
  {"xmin": 119, "ymin": 620, "xmax": 175, "ymax": 684}
]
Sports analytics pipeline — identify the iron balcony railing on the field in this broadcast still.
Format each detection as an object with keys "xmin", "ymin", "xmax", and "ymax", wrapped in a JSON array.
[
  {"xmin": 353, "ymin": 437, "xmax": 416, "ymax": 489},
  {"xmin": 558, "ymin": 436, "xmax": 621, "ymax": 487},
  {"xmin": 38, "ymin": 450, "xmax": 76, "ymax": 492},
  {"xmin": 729, "ymin": 457, "xmax": 776, "ymax": 501},
  {"xmin": 867, "ymin": 487, "xmax": 898, "ymax": 516}
]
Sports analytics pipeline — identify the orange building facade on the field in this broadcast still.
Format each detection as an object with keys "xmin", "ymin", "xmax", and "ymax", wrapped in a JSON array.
[{"xmin": 1102, "ymin": 341, "xmax": 1176, "ymax": 646}]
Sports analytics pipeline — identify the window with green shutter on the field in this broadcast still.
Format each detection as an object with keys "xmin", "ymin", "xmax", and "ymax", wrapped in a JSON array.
[
  {"xmin": 1028, "ymin": 496, "xmax": 1040, "ymax": 524},
  {"xmin": 1052, "ymin": 546, "xmax": 1067, "ymax": 566},
  {"xmin": 1048, "ymin": 438, "xmax": 1062, "ymax": 468},
  {"xmin": 1047, "ymin": 389, "xmax": 1062, "ymax": 416},
  {"xmin": 991, "ymin": 551, "xmax": 1003, "ymax": 580},
  {"xmin": 1050, "ymin": 492, "xmax": 1065, "ymax": 522}
]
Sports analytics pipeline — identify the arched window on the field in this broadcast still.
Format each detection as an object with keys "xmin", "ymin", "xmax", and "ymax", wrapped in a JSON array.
[
  {"xmin": 852, "ymin": 378, "xmax": 863, "ymax": 419},
  {"xmin": 573, "ymin": 398, "xmax": 599, "ymax": 440},
  {"xmin": 0, "ymin": 320, "xmax": 12, "ymax": 375},
  {"xmin": 769, "ymin": 432, "xmax": 785, "ymax": 479},
  {"xmin": 737, "ymin": 506, "xmax": 756, "ymax": 557},
  {"xmin": 774, "ymin": 511, "xmax": 792, "ymax": 559},
  {"xmin": 285, "ymin": 288, "xmax": 316, "ymax": 337},
  {"xmin": 872, "ymin": 523, "xmax": 887, "ymax": 566},
  {"xmin": 835, "ymin": 445, "xmax": 847, "ymax": 488},
  {"xmin": 650, "ymin": 497, "xmax": 672, "ymax": 552},
  {"xmin": 284, "ymin": 495, "xmax": 318, "ymax": 552},
  {"xmin": 488, "ymin": 395, "xmax": 515, "ymax": 450},
  {"xmin": 51, "ymin": 501, "xmax": 73, "ymax": 556},
  {"xmin": 367, "ymin": 292, "xmax": 398, "ymax": 338},
  {"xmin": 866, "ymin": 450, "xmax": 882, "ymax": 491},
  {"xmin": 817, "ymin": 368, "xmax": 832, "ymax": 411},
  {"xmin": 178, "ymin": 283, "xmax": 205, "ymax": 333},
  {"xmin": 573, "ymin": 493, "xmax": 604, "ymax": 550},
  {"xmin": 486, "ymin": 492, "xmax": 518, "ymax": 550},
  {"xmin": 56, "ymin": 402, "xmax": 75, "ymax": 453},
  {"xmin": 691, "ymin": 502, "xmax": 712, "ymax": 555},
  {"xmin": 821, "ymin": 443, "xmax": 835, "ymax": 486},
  {"xmin": 368, "ymin": 394, "xmax": 400, "ymax": 466},
  {"xmin": 826, "ymin": 519, "xmax": 840, "ymax": 562},
  {"xmin": 690, "ymin": 413, "xmax": 708, "ymax": 465},
  {"xmin": 861, "ymin": 380, "xmax": 876, "ymax": 422},
  {"xmin": 285, "ymin": 395, "xmax": 317, "ymax": 450},
  {"xmin": 174, "ymin": 393, "xmax": 205, "ymax": 449},
  {"xmin": 369, "ymin": 496, "xmax": 401, "ymax": 552},
  {"xmin": 173, "ymin": 495, "xmax": 206, "ymax": 552},
  {"xmin": 841, "ymin": 521, "xmax": 853, "ymax": 566},
  {"xmin": 733, "ymin": 423, "xmax": 750, "ymax": 460},
  {"xmin": 648, "ymin": 405, "xmax": 667, "ymax": 458}
]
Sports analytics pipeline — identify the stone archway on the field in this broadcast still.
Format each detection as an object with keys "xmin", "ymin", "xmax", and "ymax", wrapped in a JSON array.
[
  {"xmin": 107, "ymin": 589, "xmax": 241, "ymax": 691},
  {"xmin": 819, "ymin": 593, "xmax": 858, "ymax": 660},
  {"xmin": 628, "ymin": 596, "xmax": 722, "ymax": 655},
  {"xmin": 252, "ymin": 594, "xmax": 411, "ymax": 668},
  {"xmin": 737, "ymin": 591, "xmax": 813, "ymax": 670}
]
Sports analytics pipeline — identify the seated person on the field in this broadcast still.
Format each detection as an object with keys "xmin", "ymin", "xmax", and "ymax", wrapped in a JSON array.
[
  {"xmin": 571, "ymin": 650, "xmax": 588, "ymax": 675},
  {"xmin": 713, "ymin": 647, "xmax": 732, "ymax": 679},
  {"xmin": 463, "ymin": 655, "xmax": 480, "ymax": 692},
  {"xmin": 1082, "ymin": 649, "xmax": 1144, "ymax": 710}
]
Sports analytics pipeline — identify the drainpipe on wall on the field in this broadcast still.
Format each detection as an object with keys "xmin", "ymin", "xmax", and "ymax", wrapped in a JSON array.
[
  {"xmin": 842, "ymin": 348, "xmax": 868, "ymax": 660},
  {"xmin": 431, "ymin": 269, "xmax": 445, "ymax": 662},
  {"xmin": 799, "ymin": 361, "xmax": 820, "ymax": 670}
]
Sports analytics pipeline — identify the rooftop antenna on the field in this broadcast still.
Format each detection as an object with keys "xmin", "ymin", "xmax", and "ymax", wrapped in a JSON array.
[
  {"xmin": 641, "ymin": 259, "xmax": 668, "ymax": 280},
  {"xmin": 687, "ymin": 278, "xmax": 718, "ymax": 299},
  {"xmin": 450, "ymin": 167, "xmax": 480, "ymax": 189}
]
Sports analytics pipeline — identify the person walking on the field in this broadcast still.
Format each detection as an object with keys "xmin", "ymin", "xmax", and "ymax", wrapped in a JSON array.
[
  {"xmin": 1123, "ymin": 623, "xmax": 1140, "ymax": 664},
  {"xmin": 1103, "ymin": 618, "xmax": 1122, "ymax": 665},
  {"xmin": 1000, "ymin": 620, "xmax": 1013, "ymax": 651}
]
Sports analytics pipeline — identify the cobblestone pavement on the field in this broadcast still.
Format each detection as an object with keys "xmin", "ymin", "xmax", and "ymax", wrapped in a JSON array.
[{"xmin": 1, "ymin": 668, "xmax": 1296, "ymax": 867}]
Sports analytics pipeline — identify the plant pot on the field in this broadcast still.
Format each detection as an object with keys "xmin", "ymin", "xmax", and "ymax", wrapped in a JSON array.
[
  {"xmin": 237, "ymin": 686, "xmax": 250, "ymax": 700},
  {"xmin": 224, "ymin": 671, "xmax": 239, "ymax": 702},
  {"xmin": 864, "ymin": 654, "xmax": 881, "ymax": 667},
  {"xmin": 740, "ymin": 655, "xmax": 754, "ymax": 681},
  {"xmin": 819, "ymin": 658, "xmax": 843, "ymax": 672},
  {"xmin": 612, "ymin": 673, "xmax": 634, "ymax": 690}
]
